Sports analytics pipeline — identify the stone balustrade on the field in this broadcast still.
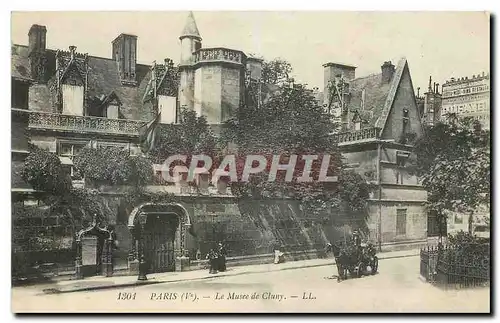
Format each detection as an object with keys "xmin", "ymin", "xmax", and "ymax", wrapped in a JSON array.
[
  {"xmin": 193, "ymin": 48, "xmax": 244, "ymax": 65},
  {"xmin": 28, "ymin": 111, "xmax": 145, "ymax": 136},
  {"xmin": 332, "ymin": 127, "xmax": 381, "ymax": 143}
]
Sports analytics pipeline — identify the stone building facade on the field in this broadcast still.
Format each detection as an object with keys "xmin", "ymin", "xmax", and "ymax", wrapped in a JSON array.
[{"xmin": 12, "ymin": 12, "xmax": 431, "ymax": 279}]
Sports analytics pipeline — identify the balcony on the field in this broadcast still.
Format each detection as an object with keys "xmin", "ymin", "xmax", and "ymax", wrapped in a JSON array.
[
  {"xmin": 193, "ymin": 48, "xmax": 245, "ymax": 66},
  {"xmin": 332, "ymin": 127, "xmax": 381, "ymax": 144},
  {"xmin": 28, "ymin": 111, "xmax": 145, "ymax": 136}
]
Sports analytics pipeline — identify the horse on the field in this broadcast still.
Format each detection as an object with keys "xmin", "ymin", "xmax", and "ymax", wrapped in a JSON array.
[{"xmin": 324, "ymin": 242, "xmax": 349, "ymax": 282}]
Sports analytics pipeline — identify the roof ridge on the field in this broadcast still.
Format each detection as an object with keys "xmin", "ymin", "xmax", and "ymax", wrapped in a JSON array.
[
  {"xmin": 374, "ymin": 57, "xmax": 407, "ymax": 132},
  {"xmin": 352, "ymin": 72, "xmax": 381, "ymax": 82}
]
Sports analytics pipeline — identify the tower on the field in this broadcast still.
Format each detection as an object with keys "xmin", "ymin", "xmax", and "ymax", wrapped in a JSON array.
[{"xmin": 178, "ymin": 11, "xmax": 202, "ymax": 111}]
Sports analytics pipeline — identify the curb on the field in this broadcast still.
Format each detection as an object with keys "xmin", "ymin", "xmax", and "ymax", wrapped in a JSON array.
[{"xmin": 42, "ymin": 252, "xmax": 418, "ymax": 294}]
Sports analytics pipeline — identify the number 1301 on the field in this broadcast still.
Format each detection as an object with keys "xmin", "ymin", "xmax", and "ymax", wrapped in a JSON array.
[{"xmin": 117, "ymin": 292, "xmax": 136, "ymax": 300}]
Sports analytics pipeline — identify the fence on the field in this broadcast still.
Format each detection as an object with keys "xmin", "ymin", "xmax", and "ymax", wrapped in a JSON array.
[{"xmin": 420, "ymin": 243, "xmax": 490, "ymax": 289}]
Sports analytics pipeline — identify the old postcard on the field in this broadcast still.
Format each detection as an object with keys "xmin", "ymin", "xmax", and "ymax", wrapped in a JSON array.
[{"xmin": 10, "ymin": 11, "xmax": 490, "ymax": 313}]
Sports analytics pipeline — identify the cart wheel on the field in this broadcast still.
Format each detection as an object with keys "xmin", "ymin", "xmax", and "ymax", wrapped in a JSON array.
[
  {"xmin": 357, "ymin": 262, "xmax": 365, "ymax": 277},
  {"xmin": 371, "ymin": 257, "xmax": 378, "ymax": 274}
]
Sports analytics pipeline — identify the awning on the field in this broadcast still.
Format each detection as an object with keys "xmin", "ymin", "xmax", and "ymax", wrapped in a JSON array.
[{"xmin": 59, "ymin": 156, "xmax": 73, "ymax": 165}]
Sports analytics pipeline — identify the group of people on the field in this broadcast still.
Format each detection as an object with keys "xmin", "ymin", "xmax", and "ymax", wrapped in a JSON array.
[{"xmin": 206, "ymin": 243, "xmax": 227, "ymax": 274}]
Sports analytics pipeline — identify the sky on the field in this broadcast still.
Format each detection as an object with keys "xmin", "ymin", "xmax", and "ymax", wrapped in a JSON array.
[{"xmin": 11, "ymin": 11, "xmax": 490, "ymax": 92}]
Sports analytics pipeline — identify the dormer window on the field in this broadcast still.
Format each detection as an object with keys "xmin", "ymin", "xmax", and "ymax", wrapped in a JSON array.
[
  {"xmin": 159, "ymin": 95, "xmax": 177, "ymax": 124},
  {"xmin": 61, "ymin": 63, "xmax": 85, "ymax": 116},
  {"xmin": 107, "ymin": 105, "xmax": 119, "ymax": 119},
  {"xmin": 62, "ymin": 83, "xmax": 84, "ymax": 116},
  {"xmin": 96, "ymin": 92, "xmax": 122, "ymax": 119}
]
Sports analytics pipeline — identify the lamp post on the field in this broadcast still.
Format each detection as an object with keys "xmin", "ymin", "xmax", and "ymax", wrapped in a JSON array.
[{"xmin": 137, "ymin": 214, "xmax": 148, "ymax": 281}]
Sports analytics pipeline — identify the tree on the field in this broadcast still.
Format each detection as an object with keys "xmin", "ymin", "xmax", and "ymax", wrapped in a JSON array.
[
  {"xmin": 74, "ymin": 146, "xmax": 153, "ymax": 187},
  {"xmin": 411, "ymin": 115, "xmax": 490, "ymax": 234},
  {"xmin": 261, "ymin": 58, "xmax": 293, "ymax": 85},
  {"xmin": 149, "ymin": 108, "xmax": 218, "ymax": 164},
  {"xmin": 21, "ymin": 143, "xmax": 72, "ymax": 195},
  {"xmin": 220, "ymin": 58, "xmax": 372, "ymax": 229}
]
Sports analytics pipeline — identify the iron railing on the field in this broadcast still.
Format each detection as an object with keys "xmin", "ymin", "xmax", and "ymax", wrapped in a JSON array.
[
  {"xmin": 28, "ymin": 111, "xmax": 145, "ymax": 136},
  {"xmin": 193, "ymin": 48, "xmax": 244, "ymax": 65},
  {"xmin": 420, "ymin": 243, "xmax": 490, "ymax": 289},
  {"xmin": 332, "ymin": 127, "xmax": 381, "ymax": 144}
]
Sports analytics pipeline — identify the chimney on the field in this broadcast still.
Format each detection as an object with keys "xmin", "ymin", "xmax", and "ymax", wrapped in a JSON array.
[
  {"xmin": 246, "ymin": 57, "xmax": 264, "ymax": 81},
  {"xmin": 69, "ymin": 46, "xmax": 77, "ymax": 59},
  {"xmin": 28, "ymin": 24, "xmax": 47, "ymax": 56},
  {"xmin": 323, "ymin": 62, "xmax": 356, "ymax": 105},
  {"xmin": 112, "ymin": 33, "xmax": 138, "ymax": 86},
  {"xmin": 381, "ymin": 61, "xmax": 395, "ymax": 84},
  {"xmin": 28, "ymin": 24, "xmax": 47, "ymax": 82},
  {"xmin": 417, "ymin": 87, "xmax": 420, "ymax": 97}
]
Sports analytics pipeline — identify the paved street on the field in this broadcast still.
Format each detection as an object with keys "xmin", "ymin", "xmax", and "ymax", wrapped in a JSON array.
[{"xmin": 12, "ymin": 256, "xmax": 489, "ymax": 313}]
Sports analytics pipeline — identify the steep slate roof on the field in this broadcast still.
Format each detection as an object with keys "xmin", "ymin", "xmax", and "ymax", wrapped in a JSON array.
[
  {"xmin": 11, "ymin": 44, "xmax": 155, "ymax": 121},
  {"xmin": 344, "ymin": 57, "xmax": 407, "ymax": 133},
  {"xmin": 11, "ymin": 45, "xmax": 32, "ymax": 81}
]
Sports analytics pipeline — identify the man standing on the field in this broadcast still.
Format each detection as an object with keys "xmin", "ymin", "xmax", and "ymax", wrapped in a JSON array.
[
  {"xmin": 217, "ymin": 242, "xmax": 227, "ymax": 272},
  {"xmin": 206, "ymin": 249, "xmax": 218, "ymax": 274}
]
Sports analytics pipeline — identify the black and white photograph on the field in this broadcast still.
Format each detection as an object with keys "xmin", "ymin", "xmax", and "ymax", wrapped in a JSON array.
[{"xmin": 9, "ymin": 10, "xmax": 491, "ymax": 313}]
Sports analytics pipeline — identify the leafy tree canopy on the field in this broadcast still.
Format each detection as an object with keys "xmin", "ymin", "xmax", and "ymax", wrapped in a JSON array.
[
  {"xmin": 149, "ymin": 108, "xmax": 218, "ymax": 164},
  {"xmin": 220, "ymin": 58, "xmax": 372, "ymax": 228},
  {"xmin": 74, "ymin": 146, "xmax": 153, "ymax": 187},
  {"xmin": 410, "ymin": 115, "xmax": 490, "ymax": 232}
]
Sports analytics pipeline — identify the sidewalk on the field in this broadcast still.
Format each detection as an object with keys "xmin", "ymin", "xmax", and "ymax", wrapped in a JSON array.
[{"xmin": 35, "ymin": 249, "xmax": 418, "ymax": 294}]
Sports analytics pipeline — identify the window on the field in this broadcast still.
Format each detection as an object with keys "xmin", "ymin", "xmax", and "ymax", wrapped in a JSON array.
[
  {"xmin": 396, "ymin": 209, "xmax": 407, "ymax": 236},
  {"xmin": 12, "ymin": 80, "xmax": 29, "ymax": 109},
  {"xmin": 194, "ymin": 40, "xmax": 202, "ymax": 52},
  {"xmin": 59, "ymin": 142, "xmax": 87, "ymax": 180},
  {"xmin": 454, "ymin": 214, "xmax": 463, "ymax": 224},
  {"xmin": 402, "ymin": 108, "xmax": 410, "ymax": 135},
  {"xmin": 62, "ymin": 84, "xmax": 84, "ymax": 116}
]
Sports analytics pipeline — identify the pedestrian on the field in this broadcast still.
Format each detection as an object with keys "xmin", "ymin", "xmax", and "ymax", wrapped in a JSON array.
[
  {"xmin": 206, "ymin": 249, "xmax": 218, "ymax": 274},
  {"xmin": 272, "ymin": 240, "xmax": 284, "ymax": 264},
  {"xmin": 217, "ymin": 242, "xmax": 227, "ymax": 272}
]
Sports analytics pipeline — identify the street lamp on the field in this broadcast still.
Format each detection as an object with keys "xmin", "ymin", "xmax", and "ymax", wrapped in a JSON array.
[{"xmin": 137, "ymin": 214, "xmax": 148, "ymax": 281}]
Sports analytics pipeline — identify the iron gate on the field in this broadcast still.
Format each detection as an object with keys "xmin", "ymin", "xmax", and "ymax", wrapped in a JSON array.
[{"xmin": 143, "ymin": 215, "xmax": 178, "ymax": 273}]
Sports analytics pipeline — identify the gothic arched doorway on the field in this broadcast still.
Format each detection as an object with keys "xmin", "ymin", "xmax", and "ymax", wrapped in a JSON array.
[{"xmin": 127, "ymin": 203, "xmax": 192, "ymax": 274}]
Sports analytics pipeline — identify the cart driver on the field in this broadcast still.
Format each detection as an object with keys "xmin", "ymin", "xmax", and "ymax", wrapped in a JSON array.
[{"xmin": 352, "ymin": 230, "xmax": 361, "ymax": 247}]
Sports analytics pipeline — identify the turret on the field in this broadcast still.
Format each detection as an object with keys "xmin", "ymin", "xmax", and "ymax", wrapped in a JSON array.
[
  {"xmin": 178, "ymin": 11, "xmax": 202, "ymax": 111},
  {"xmin": 179, "ymin": 11, "xmax": 202, "ymax": 67}
]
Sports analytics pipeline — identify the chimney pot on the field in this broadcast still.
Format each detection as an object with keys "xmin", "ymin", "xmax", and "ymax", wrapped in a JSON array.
[{"xmin": 381, "ymin": 61, "xmax": 395, "ymax": 84}]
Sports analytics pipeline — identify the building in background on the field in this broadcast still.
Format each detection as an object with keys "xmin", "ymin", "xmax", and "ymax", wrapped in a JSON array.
[
  {"xmin": 440, "ymin": 73, "xmax": 490, "ymax": 129},
  {"xmin": 416, "ymin": 76, "xmax": 442, "ymax": 126}
]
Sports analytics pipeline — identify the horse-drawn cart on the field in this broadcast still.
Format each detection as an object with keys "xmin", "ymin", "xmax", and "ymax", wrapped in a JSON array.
[{"xmin": 325, "ymin": 238, "xmax": 378, "ymax": 282}]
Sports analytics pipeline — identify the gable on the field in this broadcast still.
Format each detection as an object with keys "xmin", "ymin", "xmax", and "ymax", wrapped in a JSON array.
[
  {"xmin": 61, "ymin": 62, "xmax": 85, "ymax": 86},
  {"xmin": 380, "ymin": 62, "xmax": 423, "ymax": 141}
]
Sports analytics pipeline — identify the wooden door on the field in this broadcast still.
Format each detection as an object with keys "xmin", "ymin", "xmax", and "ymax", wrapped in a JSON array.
[{"xmin": 143, "ymin": 215, "xmax": 178, "ymax": 273}]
